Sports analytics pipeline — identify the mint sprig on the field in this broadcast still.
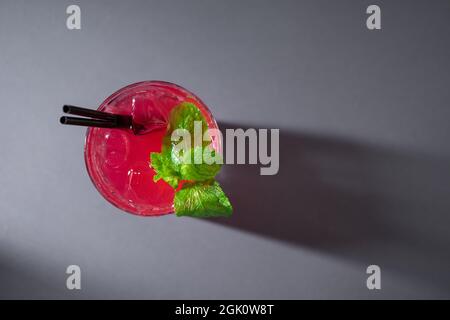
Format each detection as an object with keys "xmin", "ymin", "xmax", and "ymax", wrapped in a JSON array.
[{"xmin": 150, "ymin": 102, "xmax": 233, "ymax": 217}]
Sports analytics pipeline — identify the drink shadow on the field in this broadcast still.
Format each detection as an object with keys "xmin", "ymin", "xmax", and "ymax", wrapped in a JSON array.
[{"xmin": 212, "ymin": 122, "xmax": 450, "ymax": 292}]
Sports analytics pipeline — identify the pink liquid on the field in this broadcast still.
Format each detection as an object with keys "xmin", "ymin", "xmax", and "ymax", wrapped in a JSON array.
[{"xmin": 84, "ymin": 81, "xmax": 221, "ymax": 216}]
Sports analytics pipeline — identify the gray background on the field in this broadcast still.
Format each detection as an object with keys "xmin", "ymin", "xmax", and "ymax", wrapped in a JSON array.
[{"xmin": 0, "ymin": 0, "xmax": 449, "ymax": 299}]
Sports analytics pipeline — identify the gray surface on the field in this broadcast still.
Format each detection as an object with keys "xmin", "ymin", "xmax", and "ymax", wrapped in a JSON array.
[{"xmin": 1, "ymin": 0, "xmax": 450, "ymax": 299}]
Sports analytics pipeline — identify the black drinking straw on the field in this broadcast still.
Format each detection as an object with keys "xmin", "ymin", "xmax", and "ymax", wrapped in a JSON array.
[
  {"xmin": 60, "ymin": 105, "xmax": 132, "ymax": 129},
  {"xmin": 60, "ymin": 116, "xmax": 119, "ymax": 128},
  {"xmin": 63, "ymin": 105, "xmax": 118, "ymax": 121}
]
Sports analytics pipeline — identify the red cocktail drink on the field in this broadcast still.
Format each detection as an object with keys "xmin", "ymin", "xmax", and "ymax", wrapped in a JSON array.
[{"xmin": 84, "ymin": 81, "xmax": 221, "ymax": 216}]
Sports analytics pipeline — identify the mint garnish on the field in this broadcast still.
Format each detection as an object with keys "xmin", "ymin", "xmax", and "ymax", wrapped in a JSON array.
[
  {"xmin": 150, "ymin": 102, "xmax": 233, "ymax": 217},
  {"xmin": 174, "ymin": 181, "xmax": 232, "ymax": 218},
  {"xmin": 150, "ymin": 151, "xmax": 180, "ymax": 189},
  {"xmin": 179, "ymin": 146, "xmax": 222, "ymax": 181}
]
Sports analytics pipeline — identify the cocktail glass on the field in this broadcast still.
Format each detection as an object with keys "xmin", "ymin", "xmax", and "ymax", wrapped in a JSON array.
[{"xmin": 84, "ymin": 81, "xmax": 221, "ymax": 216}]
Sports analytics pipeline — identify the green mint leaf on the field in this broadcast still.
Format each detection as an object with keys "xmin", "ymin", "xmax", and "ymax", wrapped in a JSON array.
[
  {"xmin": 150, "ymin": 151, "xmax": 180, "ymax": 189},
  {"xmin": 179, "ymin": 146, "xmax": 222, "ymax": 181},
  {"xmin": 174, "ymin": 181, "xmax": 233, "ymax": 218},
  {"xmin": 167, "ymin": 102, "xmax": 208, "ymax": 135}
]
